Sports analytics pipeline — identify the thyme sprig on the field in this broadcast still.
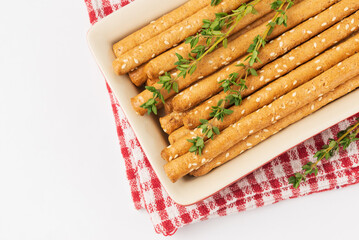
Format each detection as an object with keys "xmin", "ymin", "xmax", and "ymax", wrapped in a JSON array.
[
  {"xmin": 209, "ymin": 0, "xmax": 293, "ymax": 121},
  {"xmin": 188, "ymin": 119, "xmax": 220, "ymax": 155},
  {"xmin": 140, "ymin": 0, "xmax": 261, "ymax": 114},
  {"xmin": 140, "ymin": 74, "xmax": 178, "ymax": 115},
  {"xmin": 289, "ymin": 119, "xmax": 359, "ymax": 189}
]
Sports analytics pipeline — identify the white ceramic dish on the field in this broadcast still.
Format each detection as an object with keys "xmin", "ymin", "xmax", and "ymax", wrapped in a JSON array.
[{"xmin": 87, "ymin": 0, "xmax": 359, "ymax": 206}]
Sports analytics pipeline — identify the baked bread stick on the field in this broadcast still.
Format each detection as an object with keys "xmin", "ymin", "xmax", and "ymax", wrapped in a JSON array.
[
  {"xmin": 128, "ymin": 65, "xmax": 147, "ymax": 87},
  {"xmin": 171, "ymin": 0, "xmax": 359, "ymax": 112},
  {"xmin": 164, "ymin": 53, "xmax": 359, "ymax": 182},
  {"xmin": 112, "ymin": 0, "xmax": 210, "ymax": 57},
  {"xmin": 144, "ymin": 0, "xmax": 275, "ymax": 80},
  {"xmin": 183, "ymin": 11, "xmax": 359, "ymax": 128},
  {"xmin": 169, "ymin": 126, "xmax": 191, "ymax": 145},
  {"xmin": 191, "ymin": 76, "xmax": 359, "ymax": 176},
  {"xmin": 131, "ymin": 0, "xmax": 338, "ymax": 115},
  {"xmin": 159, "ymin": 111, "xmax": 186, "ymax": 134},
  {"xmin": 162, "ymin": 34, "xmax": 359, "ymax": 162},
  {"xmin": 113, "ymin": 0, "xmax": 250, "ymax": 75}
]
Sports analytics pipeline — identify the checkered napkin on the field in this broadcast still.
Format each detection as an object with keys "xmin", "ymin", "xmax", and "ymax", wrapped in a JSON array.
[{"xmin": 85, "ymin": 0, "xmax": 359, "ymax": 236}]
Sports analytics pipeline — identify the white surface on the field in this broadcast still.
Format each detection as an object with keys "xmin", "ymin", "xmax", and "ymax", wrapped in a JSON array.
[
  {"xmin": 87, "ymin": 0, "xmax": 359, "ymax": 205},
  {"xmin": 0, "ymin": 1, "xmax": 359, "ymax": 239}
]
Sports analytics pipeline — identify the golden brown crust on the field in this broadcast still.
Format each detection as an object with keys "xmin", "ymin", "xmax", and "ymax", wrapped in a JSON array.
[
  {"xmin": 128, "ymin": 65, "xmax": 147, "ymax": 87},
  {"xmin": 172, "ymin": 0, "xmax": 359, "ymax": 113},
  {"xmin": 113, "ymin": 0, "xmax": 249, "ymax": 75},
  {"xmin": 164, "ymin": 53, "xmax": 359, "ymax": 182},
  {"xmin": 183, "ymin": 11, "xmax": 359, "ymax": 128},
  {"xmin": 191, "ymin": 76, "xmax": 359, "ymax": 176},
  {"xmin": 143, "ymin": 0, "xmax": 276, "ymax": 80},
  {"xmin": 112, "ymin": 0, "xmax": 210, "ymax": 57},
  {"xmin": 131, "ymin": 0, "xmax": 339, "ymax": 115},
  {"xmin": 162, "ymin": 33, "xmax": 359, "ymax": 162}
]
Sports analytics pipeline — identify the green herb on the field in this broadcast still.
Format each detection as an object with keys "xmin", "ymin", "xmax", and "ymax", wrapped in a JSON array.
[
  {"xmin": 209, "ymin": 99, "xmax": 234, "ymax": 121},
  {"xmin": 187, "ymin": 119, "xmax": 221, "ymax": 155},
  {"xmin": 140, "ymin": 86, "xmax": 165, "ymax": 115},
  {"xmin": 188, "ymin": 136, "xmax": 205, "ymax": 155},
  {"xmin": 289, "ymin": 119, "xmax": 359, "ymax": 189},
  {"xmin": 211, "ymin": 0, "xmax": 222, "ymax": 6}
]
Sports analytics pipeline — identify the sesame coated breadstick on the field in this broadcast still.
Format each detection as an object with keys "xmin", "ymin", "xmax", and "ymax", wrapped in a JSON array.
[
  {"xmin": 112, "ymin": 0, "xmax": 210, "ymax": 57},
  {"xmin": 159, "ymin": 111, "xmax": 186, "ymax": 134},
  {"xmin": 164, "ymin": 53, "xmax": 359, "ymax": 183},
  {"xmin": 144, "ymin": 0, "xmax": 275, "ymax": 80},
  {"xmin": 171, "ymin": 0, "xmax": 359, "ymax": 112},
  {"xmin": 183, "ymin": 11, "xmax": 359, "ymax": 128},
  {"xmin": 191, "ymin": 76, "xmax": 359, "ymax": 176},
  {"xmin": 131, "ymin": 0, "xmax": 339, "ymax": 115},
  {"xmin": 113, "ymin": 0, "xmax": 250, "ymax": 75},
  {"xmin": 161, "ymin": 33, "xmax": 359, "ymax": 162},
  {"xmin": 128, "ymin": 65, "xmax": 147, "ymax": 87},
  {"xmin": 169, "ymin": 126, "xmax": 191, "ymax": 144}
]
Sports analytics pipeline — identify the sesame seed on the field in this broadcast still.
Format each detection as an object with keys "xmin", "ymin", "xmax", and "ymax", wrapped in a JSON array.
[
  {"xmin": 332, "ymin": 17, "xmax": 336, "ymax": 21},
  {"xmin": 164, "ymin": 40, "xmax": 169, "ymax": 45},
  {"xmin": 289, "ymin": 56, "xmax": 295, "ymax": 61},
  {"xmin": 293, "ymin": 80, "xmax": 297, "ymax": 85},
  {"xmin": 316, "ymin": 66, "xmax": 322, "ymax": 71},
  {"xmin": 266, "ymin": 87, "xmax": 272, "ymax": 91},
  {"xmin": 344, "ymin": 7, "xmax": 349, "ymax": 11},
  {"xmin": 292, "ymin": 92, "xmax": 297, "ymax": 97},
  {"xmin": 122, "ymin": 64, "xmax": 127, "ymax": 69},
  {"xmin": 247, "ymin": 143, "xmax": 252, "ymax": 147},
  {"xmin": 256, "ymin": 97, "xmax": 261, "ymax": 102},
  {"xmin": 322, "ymin": 22, "xmax": 327, "ymax": 26},
  {"xmin": 226, "ymin": 153, "xmax": 230, "ymax": 158}
]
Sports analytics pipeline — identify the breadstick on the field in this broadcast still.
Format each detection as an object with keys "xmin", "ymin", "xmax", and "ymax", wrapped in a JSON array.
[
  {"xmin": 113, "ymin": 0, "xmax": 250, "ymax": 75},
  {"xmin": 191, "ymin": 76, "xmax": 359, "ymax": 176},
  {"xmin": 131, "ymin": 0, "xmax": 338, "ymax": 115},
  {"xmin": 169, "ymin": 126, "xmax": 191, "ymax": 145},
  {"xmin": 164, "ymin": 53, "xmax": 359, "ymax": 183},
  {"xmin": 163, "ymin": 96, "xmax": 174, "ymax": 114},
  {"xmin": 128, "ymin": 65, "xmax": 147, "ymax": 87},
  {"xmin": 183, "ymin": 11, "xmax": 359, "ymax": 128},
  {"xmin": 162, "ymin": 33, "xmax": 359, "ymax": 162},
  {"xmin": 172, "ymin": 0, "xmax": 359, "ymax": 112},
  {"xmin": 159, "ymin": 111, "xmax": 186, "ymax": 134},
  {"xmin": 144, "ymin": 0, "xmax": 275, "ymax": 80},
  {"xmin": 112, "ymin": 0, "xmax": 210, "ymax": 57}
]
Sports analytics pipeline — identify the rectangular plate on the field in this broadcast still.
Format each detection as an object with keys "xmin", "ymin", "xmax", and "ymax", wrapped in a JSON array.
[{"xmin": 87, "ymin": 0, "xmax": 359, "ymax": 206}]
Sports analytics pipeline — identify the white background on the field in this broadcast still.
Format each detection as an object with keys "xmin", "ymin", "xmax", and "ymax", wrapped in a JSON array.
[{"xmin": 0, "ymin": 1, "xmax": 359, "ymax": 239}]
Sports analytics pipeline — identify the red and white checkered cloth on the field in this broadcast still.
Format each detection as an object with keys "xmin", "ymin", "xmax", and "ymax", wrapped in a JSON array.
[{"xmin": 85, "ymin": 0, "xmax": 359, "ymax": 236}]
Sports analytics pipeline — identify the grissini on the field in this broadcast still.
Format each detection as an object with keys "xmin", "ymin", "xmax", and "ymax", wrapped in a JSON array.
[
  {"xmin": 113, "ymin": 0, "xmax": 250, "ymax": 75},
  {"xmin": 131, "ymin": 0, "xmax": 339, "ymax": 115},
  {"xmin": 112, "ymin": 0, "xmax": 210, "ymax": 57},
  {"xmin": 169, "ymin": 126, "xmax": 191, "ymax": 145},
  {"xmin": 128, "ymin": 65, "xmax": 147, "ymax": 87},
  {"xmin": 171, "ymin": 0, "xmax": 359, "ymax": 112},
  {"xmin": 159, "ymin": 111, "xmax": 186, "ymax": 134},
  {"xmin": 164, "ymin": 53, "xmax": 359, "ymax": 183},
  {"xmin": 191, "ymin": 76, "xmax": 359, "ymax": 176},
  {"xmin": 162, "ymin": 33, "xmax": 359, "ymax": 162},
  {"xmin": 183, "ymin": 11, "xmax": 359, "ymax": 128},
  {"xmin": 143, "ymin": 0, "xmax": 276, "ymax": 80}
]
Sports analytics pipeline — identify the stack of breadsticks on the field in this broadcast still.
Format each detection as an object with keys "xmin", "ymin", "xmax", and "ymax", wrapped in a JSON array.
[{"xmin": 112, "ymin": 0, "xmax": 359, "ymax": 183}]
